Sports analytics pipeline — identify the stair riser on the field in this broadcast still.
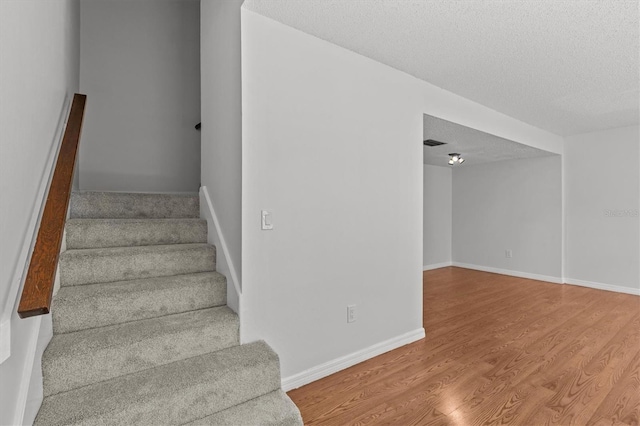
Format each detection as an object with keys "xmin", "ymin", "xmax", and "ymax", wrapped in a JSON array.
[
  {"xmin": 35, "ymin": 342, "xmax": 282, "ymax": 426},
  {"xmin": 53, "ymin": 273, "xmax": 227, "ymax": 333},
  {"xmin": 66, "ymin": 219, "xmax": 208, "ymax": 249},
  {"xmin": 35, "ymin": 191, "xmax": 302, "ymax": 425},
  {"xmin": 70, "ymin": 192, "xmax": 200, "ymax": 219},
  {"xmin": 60, "ymin": 245, "xmax": 215, "ymax": 286},
  {"xmin": 44, "ymin": 308, "xmax": 239, "ymax": 397}
]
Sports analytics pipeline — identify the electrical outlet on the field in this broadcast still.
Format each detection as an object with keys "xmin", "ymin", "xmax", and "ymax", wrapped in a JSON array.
[
  {"xmin": 505, "ymin": 250, "xmax": 513, "ymax": 258},
  {"xmin": 347, "ymin": 305, "xmax": 356, "ymax": 323}
]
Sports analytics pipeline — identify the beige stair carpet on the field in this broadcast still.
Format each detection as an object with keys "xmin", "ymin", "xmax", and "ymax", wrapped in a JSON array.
[{"xmin": 34, "ymin": 191, "xmax": 302, "ymax": 426}]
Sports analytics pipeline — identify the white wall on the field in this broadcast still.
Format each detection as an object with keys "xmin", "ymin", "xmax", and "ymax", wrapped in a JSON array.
[
  {"xmin": 0, "ymin": 1, "xmax": 80, "ymax": 423},
  {"xmin": 240, "ymin": 9, "xmax": 563, "ymax": 387},
  {"xmin": 452, "ymin": 156, "xmax": 563, "ymax": 281},
  {"xmin": 423, "ymin": 165, "xmax": 452, "ymax": 268},
  {"xmin": 79, "ymin": 0, "xmax": 200, "ymax": 192},
  {"xmin": 242, "ymin": 9, "xmax": 424, "ymax": 381},
  {"xmin": 565, "ymin": 126, "xmax": 640, "ymax": 293},
  {"xmin": 200, "ymin": 0, "xmax": 243, "ymax": 307},
  {"xmin": 419, "ymin": 93, "xmax": 563, "ymax": 158}
]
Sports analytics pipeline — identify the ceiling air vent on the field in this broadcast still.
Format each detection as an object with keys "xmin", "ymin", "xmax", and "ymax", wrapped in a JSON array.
[{"xmin": 423, "ymin": 139, "xmax": 446, "ymax": 147}]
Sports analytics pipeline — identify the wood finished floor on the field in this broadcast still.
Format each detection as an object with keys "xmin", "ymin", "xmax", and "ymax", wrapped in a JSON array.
[{"xmin": 287, "ymin": 267, "xmax": 640, "ymax": 425}]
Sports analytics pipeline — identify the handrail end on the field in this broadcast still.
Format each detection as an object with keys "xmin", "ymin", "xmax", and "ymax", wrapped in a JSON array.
[{"xmin": 17, "ymin": 306, "xmax": 50, "ymax": 319}]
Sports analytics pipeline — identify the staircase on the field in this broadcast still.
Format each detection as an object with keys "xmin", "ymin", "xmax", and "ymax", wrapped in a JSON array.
[{"xmin": 34, "ymin": 192, "xmax": 302, "ymax": 425}]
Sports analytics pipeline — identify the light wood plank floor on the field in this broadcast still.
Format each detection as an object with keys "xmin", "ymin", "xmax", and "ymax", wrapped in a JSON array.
[{"xmin": 288, "ymin": 267, "xmax": 640, "ymax": 425}]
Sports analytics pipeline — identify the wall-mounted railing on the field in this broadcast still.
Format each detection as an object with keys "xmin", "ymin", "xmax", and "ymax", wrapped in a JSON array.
[{"xmin": 18, "ymin": 93, "xmax": 87, "ymax": 318}]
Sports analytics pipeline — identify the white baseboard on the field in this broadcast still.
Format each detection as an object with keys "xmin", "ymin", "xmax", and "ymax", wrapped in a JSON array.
[
  {"xmin": 21, "ymin": 314, "xmax": 52, "ymax": 426},
  {"xmin": 281, "ymin": 328, "xmax": 425, "ymax": 392},
  {"xmin": 12, "ymin": 315, "xmax": 43, "ymax": 426},
  {"xmin": 199, "ymin": 186, "xmax": 242, "ymax": 316},
  {"xmin": 451, "ymin": 262, "xmax": 563, "ymax": 284},
  {"xmin": 564, "ymin": 278, "xmax": 640, "ymax": 296},
  {"xmin": 423, "ymin": 261, "xmax": 452, "ymax": 271}
]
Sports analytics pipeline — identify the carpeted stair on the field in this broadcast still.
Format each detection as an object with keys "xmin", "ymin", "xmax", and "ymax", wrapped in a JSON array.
[{"xmin": 35, "ymin": 191, "xmax": 302, "ymax": 426}]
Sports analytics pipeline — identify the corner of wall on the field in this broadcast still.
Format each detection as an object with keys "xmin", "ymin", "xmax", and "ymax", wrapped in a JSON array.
[
  {"xmin": 423, "ymin": 262, "xmax": 453, "ymax": 271},
  {"xmin": 199, "ymin": 186, "xmax": 242, "ymax": 319}
]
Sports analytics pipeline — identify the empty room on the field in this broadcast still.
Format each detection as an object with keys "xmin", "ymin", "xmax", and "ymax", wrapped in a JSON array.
[{"xmin": 1, "ymin": 0, "xmax": 638, "ymax": 425}]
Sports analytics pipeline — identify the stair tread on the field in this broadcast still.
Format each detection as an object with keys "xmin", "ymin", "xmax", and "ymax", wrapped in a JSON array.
[
  {"xmin": 66, "ymin": 218, "xmax": 208, "ymax": 249},
  {"xmin": 41, "ymin": 191, "xmax": 302, "ymax": 424},
  {"xmin": 67, "ymin": 218, "xmax": 206, "ymax": 224},
  {"xmin": 44, "ymin": 306, "xmax": 239, "ymax": 396},
  {"xmin": 35, "ymin": 341, "xmax": 281, "ymax": 426},
  {"xmin": 185, "ymin": 390, "xmax": 303, "ymax": 426},
  {"xmin": 60, "ymin": 243, "xmax": 216, "ymax": 286},
  {"xmin": 53, "ymin": 271, "xmax": 227, "ymax": 333},
  {"xmin": 70, "ymin": 191, "xmax": 200, "ymax": 219},
  {"xmin": 62, "ymin": 242, "xmax": 213, "ymax": 257}
]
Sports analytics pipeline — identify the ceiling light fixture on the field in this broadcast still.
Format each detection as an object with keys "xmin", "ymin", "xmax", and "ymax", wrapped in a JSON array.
[{"xmin": 448, "ymin": 153, "xmax": 465, "ymax": 166}]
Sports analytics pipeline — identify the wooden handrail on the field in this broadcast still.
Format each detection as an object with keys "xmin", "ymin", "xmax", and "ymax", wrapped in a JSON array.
[{"xmin": 18, "ymin": 93, "xmax": 87, "ymax": 318}]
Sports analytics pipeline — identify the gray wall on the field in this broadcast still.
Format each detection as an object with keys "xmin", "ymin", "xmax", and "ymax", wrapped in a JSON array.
[
  {"xmin": 423, "ymin": 165, "xmax": 452, "ymax": 268},
  {"xmin": 242, "ymin": 9, "xmax": 424, "ymax": 381},
  {"xmin": 452, "ymin": 156, "xmax": 562, "ymax": 279},
  {"xmin": 200, "ymin": 0, "xmax": 243, "ymax": 286},
  {"xmin": 565, "ymin": 125, "xmax": 639, "ymax": 290},
  {"xmin": 0, "ymin": 1, "xmax": 80, "ymax": 423},
  {"xmin": 79, "ymin": 0, "xmax": 201, "ymax": 192}
]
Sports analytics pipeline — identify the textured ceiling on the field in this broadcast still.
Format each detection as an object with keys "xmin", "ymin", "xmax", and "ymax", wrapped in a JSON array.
[
  {"xmin": 243, "ymin": 0, "xmax": 639, "ymax": 136},
  {"xmin": 423, "ymin": 114, "xmax": 555, "ymax": 167}
]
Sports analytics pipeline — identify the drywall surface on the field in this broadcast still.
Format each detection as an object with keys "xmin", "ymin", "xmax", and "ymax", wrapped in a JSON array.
[
  {"xmin": 0, "ymin": 0, "xmax": 79, "ymax": 423},
  {"xmin": 79, "ymin": 0, "xmax": 200, "ymax": 192},
  {"xmin": 418, "ymin": 85, "xmax": 564, "ymax": 157},
  {"xmin": 565, "ymin": 125, "xmax": 640, "ymax": 291},
  {"xmin": 201, "ymin": 0, "xmax": 243, "ymax": 297},
  {"xmin": 242, "ymin": 9, "xmax": 424, "ymax": 379},
  {"xmin": 452, "ymin": 156, "xmax": 562, "ymax": 280},
  {"xmin": 240, "ymin": 9, "xmax": 564, "ymax": 384},
  {"xmin": 423, "ymin": 165, "xmax": 452, "ymax": 268}
]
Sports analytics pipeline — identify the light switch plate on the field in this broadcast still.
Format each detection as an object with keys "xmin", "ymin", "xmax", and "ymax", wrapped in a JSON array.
[
  {"xmin": 347, "ymin": 305, "xmax": 356, "ymax": 323},
  {"xmin": 261, "ymin": 210, "xmax": 273, "ymax": 230}
]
